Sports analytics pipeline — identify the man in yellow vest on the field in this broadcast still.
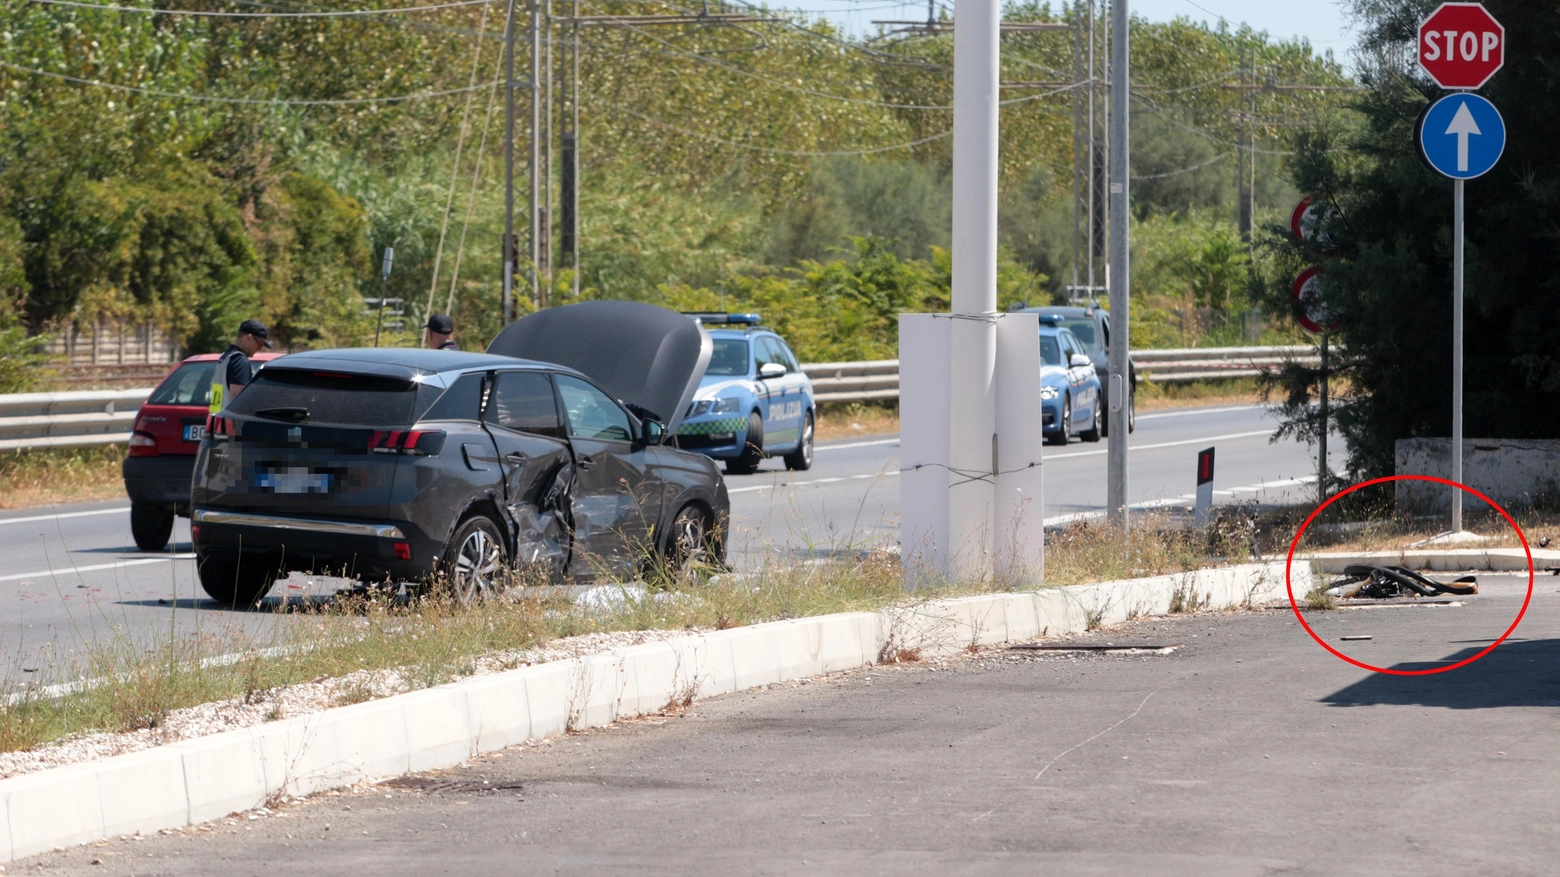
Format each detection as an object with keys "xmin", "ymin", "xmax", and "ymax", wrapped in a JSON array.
[{"xmin": 209, "ymin": 319, "xmax": 272, "ymax": 414}]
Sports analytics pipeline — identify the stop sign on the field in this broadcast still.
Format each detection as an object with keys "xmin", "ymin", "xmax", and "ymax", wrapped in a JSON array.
[{"xmin": 1418, "ymin": 2, "xmax": 1504, "ymax": 90}]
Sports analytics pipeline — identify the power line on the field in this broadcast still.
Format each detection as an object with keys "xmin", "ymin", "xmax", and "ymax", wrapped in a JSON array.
[
  {"xmin": 25, "ymin": 0, "xmax": 497, "ymax": 16},
  {"xmin": 1130, "ymin": 150, "xmax": 1231, "ymax": 179},
  {"xmin": 0, "ymin": 59, "xmax": 502, "ymax": 104},
  {"xmin": 602, "ymin": 99, "xmax": 948, "ymax": 155}
]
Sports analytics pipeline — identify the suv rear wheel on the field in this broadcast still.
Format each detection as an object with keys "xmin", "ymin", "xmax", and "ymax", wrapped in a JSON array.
[
  {"xmin": 440, "ymin": 514, "xmax": 508, "ymax": 603},
  {"xmin": 197, "ymin": 555, "xmax": 279, "ymax": 609},
  {"xmin": 666, "ymin": 503, "xmax": 718, "ymax": 575},
  {"xmin": 130, "ymin": 503, "xmax": 175, "ymax": 552}
]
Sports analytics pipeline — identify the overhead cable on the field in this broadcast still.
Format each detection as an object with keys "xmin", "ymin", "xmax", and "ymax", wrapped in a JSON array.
[
  {"xmin": 1130, "ymin": 150, "xmax": 1231, "ymax": 179},
  {"xmin": 603, "ymin": 99, "xmax": 949, "ymax": 156},
  {"xmin": 25, "ymin": 0, "xmax": 496, "ymax": 16},
  {"xmin": 0, "ymin": 59, "xmax": 502, "ymax": 104}
]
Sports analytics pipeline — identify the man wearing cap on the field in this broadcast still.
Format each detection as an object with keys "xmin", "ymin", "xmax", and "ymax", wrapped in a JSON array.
[
  {"xmin": 209, "ymin": 319, "xmax": 272, "ymax": 414},
  {"xmin": 425, "ymin": 313, "xmax": 457, "ymax": 350}
]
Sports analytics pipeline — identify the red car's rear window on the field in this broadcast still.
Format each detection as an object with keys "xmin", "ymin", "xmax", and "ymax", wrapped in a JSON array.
[{"xmin": 147, "ymin": 361, "xmax": 218, "ymax": 407}]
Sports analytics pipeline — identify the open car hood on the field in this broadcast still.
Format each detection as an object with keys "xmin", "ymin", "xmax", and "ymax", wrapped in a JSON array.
[{"xmin": 487, "ymin": 301, "xmax": 712, "ymax": 434}]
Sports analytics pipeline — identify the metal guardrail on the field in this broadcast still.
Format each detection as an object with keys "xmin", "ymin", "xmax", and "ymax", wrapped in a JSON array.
[
  {"xmin": 801, "ymin": 345, "xmax": 1321, "ymax": 404},
  {"xmin": 0, "ymin": 346, "xmax": 1321, "ymax": 450}
]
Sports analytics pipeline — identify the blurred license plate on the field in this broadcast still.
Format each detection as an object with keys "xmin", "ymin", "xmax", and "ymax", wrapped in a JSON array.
[
  {"xmin": 255, "ymin": 467, "xmax": 332, "ymax": 494},
  {"xmin": 183, "ymin": 424, "xmax": 206, "ymax": 442}
]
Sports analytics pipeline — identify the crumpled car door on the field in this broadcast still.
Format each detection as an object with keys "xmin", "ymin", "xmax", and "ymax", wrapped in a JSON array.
[{"xmin": 483, "ymin": 370, "xmax": 574, "ymax": 581}]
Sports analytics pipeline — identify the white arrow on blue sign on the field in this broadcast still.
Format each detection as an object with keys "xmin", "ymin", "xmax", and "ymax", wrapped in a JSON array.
[{"xmin": 1416, "ymin": 93, "xmax": 1505, "ymax": 179}]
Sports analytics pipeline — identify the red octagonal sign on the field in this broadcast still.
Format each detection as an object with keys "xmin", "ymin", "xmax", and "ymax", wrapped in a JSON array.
[{"xmin": 1419, "ymin": 2, "xmax": 1505, "ymax": 90}]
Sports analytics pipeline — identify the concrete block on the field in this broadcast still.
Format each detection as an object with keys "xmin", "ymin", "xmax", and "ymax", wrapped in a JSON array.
[
  {"xmin": 462, "ymin": 672, "xmax": 532, "ymax": 754},
  {"xmin": 812, "ymin": 613, "xmax": 872, "ymax": 673},
  {"xmin": 96, "ymin": 748, "xmax": 188, "ymax": 839},
  {"xmin": 770, "ymin": 618, "xmax": 825, "ymax": 680},
  {"xmin": 399, "ymin": 688, "xmax": 474, "ymax": 773},
  {"xmin": 2, "ymin": 763, "xmax": 103, "ymax": 859},
  {"xmin": 522, "ymin": 661, "xmax": 576, "ymax": 739},
  {"xmin": 321, "ymin": 697, "xmax": 412, "ymax": 782},
  {"xmin": 180, "ymin": 728, "xmax": 268, "ymax": 823},
  {"xmin": 618, "ymin": 641, "xmax": 681, "ymax": 716},
  {"xmin": 253, "ymin": 712, "xmax": 348, "ymax": 797},
  {"xmin": 0, "ymin": 780, "xmax": 12, "ymax": 863},
  {"xmin": 722, "ymin": 626, "xmax": 782, "ymax": 690},
  {"xmin": 685, "ymin": 633, "xmax": 736, "ymax": 698},
  {"xmin": 574, "ymin": 653, "xmax": 631, "ymax": 730},
  {"xmin": 996, "ymin": 593, "xmax": 1043, "ymax": 643},
  {"xmin": 1396, "ymin": 437, "xmax": 1560, "ymax": 512}
]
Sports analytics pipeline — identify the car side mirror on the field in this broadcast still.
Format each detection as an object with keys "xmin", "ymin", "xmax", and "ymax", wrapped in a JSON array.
[
  {"xmin": 640, "ymin": 418, "xmax": 666, "ymax": 445},
  {"xmin": 758, "ymin": 362, "xmax": 787, "ymax": 379},
  {"xmin": 1070, "ymin": 354, "xmax": 1092, "ymax": 368}
]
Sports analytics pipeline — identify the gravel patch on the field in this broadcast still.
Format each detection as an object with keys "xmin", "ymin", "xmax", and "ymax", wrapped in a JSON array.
[{"xmin": 0, "ymin": 627, "xmax": 698, "ymax": 781}]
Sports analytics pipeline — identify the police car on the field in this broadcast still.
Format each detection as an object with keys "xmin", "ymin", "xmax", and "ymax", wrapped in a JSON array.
[{"xmin": 674, "ymin": 314, "xmax": 816, "ymax": 474}]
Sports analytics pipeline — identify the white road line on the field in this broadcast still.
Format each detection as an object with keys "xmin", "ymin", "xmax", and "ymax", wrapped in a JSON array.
[
  {"xmin": 728, "ymin": 469, "xmax": 899, "ymax": 495},
  {"xmin": 1040, "ymin": 475, "xmax": 1317, "ymax": 526},
  {"xmin": 1134, "ymin": 404, "xmax": 1263, "ymax": 421},
  {"xmin": 0, "ymin": 506, "xmax": 131, "ymax": 527},
  {"xmin": 1047, "ymin": 429, "xmax": 1273, "ymax": 459},
  {"xmin": 817, "ymin": 437, "xmax": 899, "ymax": 451},
  {"xmin": 732, "ymin": 429, "xmax": 1277, "ymax": 495},
  {"xmin": 0, "ymin": 553, "xmax": 195, "ymax": 584}
]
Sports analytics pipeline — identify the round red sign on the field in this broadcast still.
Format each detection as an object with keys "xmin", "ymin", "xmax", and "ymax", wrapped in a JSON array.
[
  {"xmin": 1291, "ymin": 267, "xmax": 1340, "ymax": 335},
  {"xmin": 1418, "ymin": 2, "xmax": 1504, "ymax": 90}
]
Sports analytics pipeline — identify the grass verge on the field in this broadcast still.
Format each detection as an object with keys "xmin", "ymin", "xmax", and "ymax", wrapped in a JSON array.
[
  {"xmin": 1136, "ymin": 377, "xmax": 1263, "ymax": 410},
  {"xmin": 0, "ymin": 517, "xmax": 1266, "ymax": 756},
  {"xmin": 0, "ymin": 445, "xmax": 128, "ymax": 509},
  {"xmin": 816, "ymin": 401, "xmax": 898, "ymax": 441}
]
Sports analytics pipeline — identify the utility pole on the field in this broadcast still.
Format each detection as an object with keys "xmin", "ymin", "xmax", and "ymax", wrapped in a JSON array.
[
  {"xmin": 561, "ymin": 0, "xmax": 580, "ymax": 298},
  {"xmin": 1236, "ymin": 44, "xmax": 1252, "ymax": 243},
  {"xmin": 1106, "ymin": 0, "xmax": 1130, "ymax": 529},
  {"xmin": 528, "ymin": 0, "xmax": 543, "ymax": 312},
  {"xmin": 502, "ymin": 0, "xmax": 517, "ymax": 325}
]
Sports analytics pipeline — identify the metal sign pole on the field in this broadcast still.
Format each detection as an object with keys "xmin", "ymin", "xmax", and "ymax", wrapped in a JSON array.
[
  {"xmin": 1106, "ymin": 0, "xmax": 1131, "ymax": 531},
  {"xmin": 1319, "ymin": 331, "xmax": 1328, "ymax": 506},
  {"xmin": 1452, "ymin": 177, "xmax": 1464, "ymax": 531}
]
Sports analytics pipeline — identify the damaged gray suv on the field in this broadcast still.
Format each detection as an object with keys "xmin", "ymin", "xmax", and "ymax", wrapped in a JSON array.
[{"xmin": 190, "ymin": 302, "xmax": 728, "ymax": 606}]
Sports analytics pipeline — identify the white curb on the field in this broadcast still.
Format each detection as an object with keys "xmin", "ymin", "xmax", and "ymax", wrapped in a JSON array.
[
  {"xmin": 1301, "ymin": 547, "xmax": 1559, "ymax": 574},
  {"xmin": 0, "ymin": 561, "xmax": 1303, "ymax": 862}
]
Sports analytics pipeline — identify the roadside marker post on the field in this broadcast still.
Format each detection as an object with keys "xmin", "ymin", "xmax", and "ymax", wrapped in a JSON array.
[{"xmin": 1193, "ymin": 447, "xmax": 1215, "ymax": 528}]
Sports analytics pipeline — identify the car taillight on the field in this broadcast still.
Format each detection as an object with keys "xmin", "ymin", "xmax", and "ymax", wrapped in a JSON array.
[
  {"xmin": 393, "ymin": 541, "xmax": 412, "ymax": 561},
  {"xmin": 370, "ymin": 429, "xmax": 445, "ymax": 456},
  {"xmin": 208, "ymin": 416, "xmax": 235, "ymax": 439},
  {"xmin": 190, "ymin": 524, "xmax": 200, "ymax": 543},
  {"xmin": 128, "ymin": 431, "xmax": 158, "ymax": 457}
]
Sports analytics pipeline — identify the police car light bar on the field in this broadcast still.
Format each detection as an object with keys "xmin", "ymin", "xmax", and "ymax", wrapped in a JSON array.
[{"xmin": 683, "ymin": 312, "xmax": 761, "ymax": 326}]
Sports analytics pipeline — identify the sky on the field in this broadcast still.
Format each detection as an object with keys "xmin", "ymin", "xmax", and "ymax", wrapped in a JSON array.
[{"xmin": 779, "ymin": 0, "xmax": 1358, "ymax": 57}]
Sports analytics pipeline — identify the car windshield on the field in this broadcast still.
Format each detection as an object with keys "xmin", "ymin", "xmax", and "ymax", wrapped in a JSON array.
[
  {"xmin": 1039, "ymin": 335, "xmax": 1062, "ymax": 367},
  {"xmin": 147, "ymin": 361, "xmax": 217, "ymax": 406},
  {"xmin": 706, "ymin": 338, "xmax": 750, "ymax": 376},
  {"xmin": 228, "ymin": 368, "xmax": 421, "ymax": 426},
  {"xmin": 1056, "ymin": 318, "xmax": 1100, "ymax": 352}
]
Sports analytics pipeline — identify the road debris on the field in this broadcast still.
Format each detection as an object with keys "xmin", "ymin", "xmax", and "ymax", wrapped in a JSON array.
[
  {"xmin": 1339, "ymin": 635, "xmax": 1372, "ymax": 641},
  {"xmin": 1325, "ymin": 565, "xmax": 1477, "ymax": 599}
]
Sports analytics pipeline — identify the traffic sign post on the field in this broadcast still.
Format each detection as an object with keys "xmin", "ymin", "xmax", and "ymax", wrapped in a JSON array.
[
  {"xmin": 1414, "ymin": 0, "xmax": 1504, "ymax": 533},
  {"xmin": 1291, "ymin": 267, "xmax": 1338, "ymax": 504}
]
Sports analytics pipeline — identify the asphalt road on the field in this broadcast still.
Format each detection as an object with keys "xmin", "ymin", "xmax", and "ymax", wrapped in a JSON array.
[
  {"xmin": 18, "ymin": 574, "xmax": 1554, "ymax": 877},
  {"xmin": 0, "ymin": 404, "xmax": 1339, "ymax": 679}
]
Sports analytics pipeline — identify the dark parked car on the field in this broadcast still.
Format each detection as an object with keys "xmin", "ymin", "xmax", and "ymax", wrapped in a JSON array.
[
  {"xmin": 1012, "ymin": 303, "xmax": 1136, "ymax": 434},
  {"xmin": 123, "ymin": 351, "xmax": 281, "ymax": 551},
  {"xmin": 190, "ymin": 302, "xmax": 728, "ymax": 606}
]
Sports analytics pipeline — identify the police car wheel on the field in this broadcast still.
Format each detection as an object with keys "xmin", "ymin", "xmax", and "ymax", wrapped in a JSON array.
[
  {"xmin": 1046, "ymin": 396, "xmax": 1072, "ymax": 446},
  {"xmin": 727, "ymin": 411, "xmax": 765, "ymax": 475},
  {"xmin": 784, "ymin": 410, "xmax": 814, "ymax": 471},
  {"xmin": 1080, "ymin": 400, "xmax": 1102, "ymax": 443}
]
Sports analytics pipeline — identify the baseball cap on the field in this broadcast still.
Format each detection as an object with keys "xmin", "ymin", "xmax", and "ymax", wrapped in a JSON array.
[
  {"xmin": 424, "ymin": 313, "xmax": 455, "ymax": 335},
  {"xmin": 238, "ymin": 319, "xmax": 273, "ymax": 348}
]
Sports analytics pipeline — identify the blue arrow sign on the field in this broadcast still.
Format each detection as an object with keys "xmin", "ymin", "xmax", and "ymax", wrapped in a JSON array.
[{"xmin": 1417, "ymin": 93, "xmax": 1505, "ymax": 180}]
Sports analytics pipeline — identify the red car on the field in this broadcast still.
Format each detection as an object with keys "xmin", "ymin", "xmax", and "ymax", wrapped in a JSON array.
[{"xmin": 123, "ymin": 352, "xmax": 281, "ymax": 551}]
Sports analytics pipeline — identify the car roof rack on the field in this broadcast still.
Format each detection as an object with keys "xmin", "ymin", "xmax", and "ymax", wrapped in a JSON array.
[{"xmin": 682, "ymin": 312, "xmax": 762, "ymax": 326}]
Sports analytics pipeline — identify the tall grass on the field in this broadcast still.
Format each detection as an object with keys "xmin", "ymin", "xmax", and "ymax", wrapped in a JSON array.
[{"xmin": 0, "ymin": 445, "xmax": 127, "ymax": 509}]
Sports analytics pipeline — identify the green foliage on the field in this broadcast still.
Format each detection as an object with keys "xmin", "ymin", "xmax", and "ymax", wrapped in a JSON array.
[
  {"xmin": 1258, "ymin": 0, "xmax": 1560, "ymax": 480},
  {"xmin": 0, "ymin": 326, "xmax": 48, "ymax": 393}
]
